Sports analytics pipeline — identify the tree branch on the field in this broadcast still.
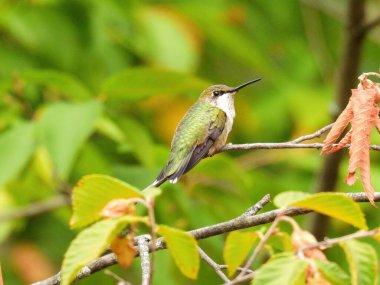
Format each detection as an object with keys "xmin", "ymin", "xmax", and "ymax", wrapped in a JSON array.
[
  {"xmin": 197, "ymin": 246, "xmax": 230, "ymax": 283},
  {"xmin": 297, "ymin": 228, "xmax": 380, "ymax": 253},
  {"xmin": 33, "ymin": 192, "xmax": 380, "ymax": 285},
  {"xmin": 137, "ymin": 235, "xmax": 151, "ymax": 285},
  {"xmin": 218, "ymin": 123, "xmax": 380, "ymax": 152},
  {"xmin": 0, "ymin": 195, "xmax": 70, "ymax": 222}
]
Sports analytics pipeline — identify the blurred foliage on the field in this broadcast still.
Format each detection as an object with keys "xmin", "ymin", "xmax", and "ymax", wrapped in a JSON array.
[{"xmin": 0, "ymin": 0, "xmax": 379, "ymax": 284}]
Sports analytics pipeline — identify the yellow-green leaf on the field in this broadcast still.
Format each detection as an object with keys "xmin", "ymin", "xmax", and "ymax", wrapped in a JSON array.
[
  {"xmin": 158, "ymin": 225, "xmax": 199, "ymax": 279},
  {"xmin": 289, "ymin": 193, "xmax": 367, "ymax": 230},
  {"xmin": 273, "ymin": 191, "xmax": 311, "ymax": 208},
  {"xmin": 70, "ymin": 174, "xmax": 144, "ymax": 228},
  {"xmin": 62, "ymin": 215, "xmax": 146, "ymax": 285},
  {"xmin": 223, "ymin": 231, "xmax": 258, "ymax": 276},
  {"xmin": 251, "ymin": 253, "xmax": 307, "ymax": 285},
  {"xmin": 340, "ymin": 240, "xmax": 378, "ymax": 285},
  {"xmin": 266, "ymin": 231, "xmax": 293, "ymax": 253},
  {"xmin": 314, "ymin": 259, "xmax": 350, "ymax": 285}
]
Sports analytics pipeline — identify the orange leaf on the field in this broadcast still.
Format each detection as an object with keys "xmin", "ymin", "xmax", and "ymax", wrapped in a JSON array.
[
  {"xmin": 291, "ymin": 229, "xmax": 326, "ymax": 261},
  {"xmin": 100, "ymin": 199, "xmax": 136, "ymax": 218},
  {"xmin": 321, "ymin": 72, "xmax": 380, "ymax": 206},
  {"xmin": 111, "ymin": 235, "xmax": 137, "ymax": 268},
  {"xmin": 321, "ymin": 100, "xmax": 353, "ymax": 154},
  {"xmin": 346, "ymin": 88, "xmax": 378, "ymax": 205}
]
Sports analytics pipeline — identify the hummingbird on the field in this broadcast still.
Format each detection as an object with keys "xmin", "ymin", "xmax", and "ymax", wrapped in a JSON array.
[{"xmin": 151, "ymin": 78, "xmax": 261, "ymax": 187}]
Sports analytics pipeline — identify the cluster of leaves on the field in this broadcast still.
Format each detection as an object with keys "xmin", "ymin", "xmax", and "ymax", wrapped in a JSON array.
[
  {"xmin": 63, "ymin": 175, "xmax": 200, "ymax": 285},
  {"xmin": 63, "ymin": 175, "xmax": 379, "ymax": 284}
]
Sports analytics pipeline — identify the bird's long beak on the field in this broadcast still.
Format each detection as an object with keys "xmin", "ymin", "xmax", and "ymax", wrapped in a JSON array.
[{"xmin": 229, "ymin": 78, "xmax": 261, "ymax": 93}]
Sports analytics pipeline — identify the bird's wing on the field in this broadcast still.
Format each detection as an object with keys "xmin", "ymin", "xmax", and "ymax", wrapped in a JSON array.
[
  {"xmin": 154, "ymin": 104, "xmax": 226, "ymax": 186},
  {"xmin": 168, "ymin": 109, "xmax": 226, "ymax": 182},
  {"xmin": 183, "ymin": 116, "xmax": 225, "ymax": 174}
]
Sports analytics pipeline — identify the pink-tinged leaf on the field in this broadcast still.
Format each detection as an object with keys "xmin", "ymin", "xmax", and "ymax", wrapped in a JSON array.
[{"xmin": 100, "ymin": 199, "xmax": 136, "ymax": 219}]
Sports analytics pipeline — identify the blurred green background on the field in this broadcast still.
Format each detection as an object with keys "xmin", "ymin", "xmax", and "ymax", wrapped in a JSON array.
[{"xmin": 0, "ymin": 0, "xmax": 379, "ymax": 284}]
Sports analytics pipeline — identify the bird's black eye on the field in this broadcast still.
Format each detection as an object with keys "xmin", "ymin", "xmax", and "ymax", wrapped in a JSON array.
[{"xmin": 213, "ymin": 91, "xmax": 221, "ymax": 96}]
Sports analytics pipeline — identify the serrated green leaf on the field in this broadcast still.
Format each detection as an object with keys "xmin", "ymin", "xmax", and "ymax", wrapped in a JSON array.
[
  {"xmin": 101, "ymin": 67, "xmax": 208, "ymax": 101},
  {"xmin": 62, "ymin": 215, "xmax": 146, "ymax": 285},
  {"xmin": 38, "ymin": 100, "xmax": 102, "ymax": 179},
  {"xmin": 340, "ymin": 240, "xmax": 378, "ymax": 285},
  {"xmin": 273, "ymin": 191, "xmax": 311, "ymax": 208},
  {"xmin": 251, "ymin": 253, "xmax": 307, "ymax": 285},
  {"xmin": 223, "ymin": 231, "xmax": 258, "ymax": 276},
  {"xmin": 0, "ymin": 122, "xmax": 35, "ymax": 187},
  {"xmin": 289, "ymin": 193, "xmax": 367, "ymax": 230},
  {"xmin": 158, "ymin": 225, "xmax": 199, "ymax": 279},
  {"xmin": 70, "ymin": 175, "xmax": 143, "ymax": 228},
  {"xmin": 314, "ymin": 259, "xmax": 350, "ymax": 285}
]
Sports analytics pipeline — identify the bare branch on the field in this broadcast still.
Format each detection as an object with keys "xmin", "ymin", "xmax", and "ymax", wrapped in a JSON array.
[
  {"xmin": 104, "ymin": 270, "xmax": 131, "ymax": 285},
  {"xmin": 240, "ymin": 194, "xmax": 271, "ymax": 217},
  {"xmin": 218, "ymin": 123, "xmax": 380, "ymax": 152},
  {"xmin": 297, "ymin": 228, "xmax": 380, "ymax": 253},
  {"xmin": 197, "ymin": 246, "xmax": 230, "ymax": 283},
  {"xmin": 235, "ymin": 209, "xmax": 285, "ymax": 280},
  {"xmin": 137, "ymin": 235, "xmax": 151, "ymax": 285},
  {"xmin": 33, "ymin": 192, "xmax": 380, "ymax": 285},
  {"xmin": 0, "ymin": 195, "xmax": 70, "ymax": 222},
  {"xmin": 357, "ymin": 16, "xmax": 380, "ymax": 36}
]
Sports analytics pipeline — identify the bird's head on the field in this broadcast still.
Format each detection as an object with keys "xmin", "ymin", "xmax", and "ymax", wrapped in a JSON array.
[{"xmin": 199, "ymin": 78, "xmax": 261, "ymax": 107}]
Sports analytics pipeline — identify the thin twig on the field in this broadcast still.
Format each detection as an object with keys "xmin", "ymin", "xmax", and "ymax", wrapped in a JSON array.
[
  {"xmin": 224, "ymin": 272, "xmax": 255, "ymax": 285},
  {"xmin": 120, "ymin": 198, "xmax": 156, "ymax": 285},
  {"xmin": 235, "ymin": 209, "xmax": 285, "ymax": 280},
  {"xmin": 137, "ymin": 235, "xmax": 151, "ymax": 285},
  {"xmin": 357, "ymin": 16, "xmax": 380, "ymax": 36},
  {"xmin": 0, "ymin": 195, "xmax": 70, "ymax": 222},
  {"xmin": 104, "ymin": 270, "xmax": 131, "ymax": 285},
  {"xmin": 33, "ymin": 192, "xmax": 380, "ymax": 285},
  {"xmin": 240, "ymin": 194, "xmax": 271, "ymax": 217},
  {"xmin": 297, "ymin": 228, "xmax": 380, "ymax": 253},
  {"xmin": 197, "ymin": 246, "xmax": 230, "ymax": 283},
  {"xmin": 291, "ymin": 124, "xmax": 333, "ymax": 143}
]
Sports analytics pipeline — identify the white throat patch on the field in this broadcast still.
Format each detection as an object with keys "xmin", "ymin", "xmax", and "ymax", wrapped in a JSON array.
[{"xmin": 215, "ymin": 92, "xmax": 236, "ymax": 120}]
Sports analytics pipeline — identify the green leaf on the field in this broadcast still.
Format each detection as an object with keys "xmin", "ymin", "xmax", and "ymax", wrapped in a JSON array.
[
  {"xmin": 22, "ymin": 70, "xmax": 92, "ymax": 100},
  {"xmin": 273, "ymin": 191, "xmax": 311, "ymax": 208},
  {"xmin": 266, "ymin": 231, "xmax": 293, "ymax": 253},
  {"xmin": 223, "ymin": 231, "xmax": 258, "ymax": 276},
  {"xmin": 61, "ymin": 215, "xmax": 146, "ymax": 285},
  {"xmin": 0, "ymin": 122, "xmax": 35, "ymax": 187},
  {"xmin": 134, "ymin": 7, "xmax": 200, "ymax": 72},
  {"xmin": 70, "ymin": 174, "xmax": 143, "ymax": 228},
  {"xmin": 158, "ymin": 225, "xmax": 199, "ymax": 279},
  {"xmin": 251, "ymin": 253, "xmax": 307, "ymax": 285},
  {"xmin": 38, "ymin": 100, "xmax": 102, "ymax": 179},
  {"xmin": 101, "ymin": 67, "xmax": 208, "ymax": 101},
  {"xmin": 340, "ymin": 240, "xmax": 378, "ymax": 285},
  {"xmin": 289, "ymin": 193, "xmax": 367, "ymax": 230},
  {"xmin": 314, "ymin": 259, "xmax": 350, "ymax": 285},
  {"xmin": 96, "ymin": 116, "xmax": 127, "ymax": 144},
  {"xmin": 119, "ymin": 118, "xmax": 155, "ymax": 168},
  {"xmin": 142, "ymin": 187, "xmax": 162, "ymax": 199}
]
